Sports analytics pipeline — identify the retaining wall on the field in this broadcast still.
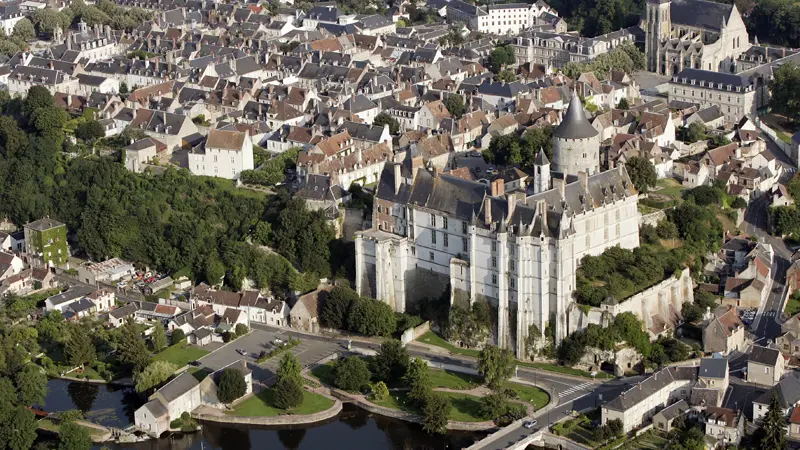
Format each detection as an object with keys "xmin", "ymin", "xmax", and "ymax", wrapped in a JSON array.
[
  {"xmin": 193, "ymin": 400, "xmax": 343, "ymax": 426},
  {"xmin": 401, "ymin": 321, "xmax": 431, "ymax": 345}
]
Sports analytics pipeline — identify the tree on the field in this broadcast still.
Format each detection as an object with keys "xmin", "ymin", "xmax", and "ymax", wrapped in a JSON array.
[
  {"xmin": 616, "ymin": 98, "xmax": 629, "ymax": 110},
  {"xmin": 273, "ymin": 377, "xmax": 304, "ymax": 409},
  {"xmin": 32, "ymin": 106, "xmax": 68, "ymax": 135},
  {"xmin": 770, "ymin": 62, "xmax": 800, "ymax": 119},
  {"xmin": 7, "ymin": 407, "xmax": 37, "ymax": 450},
  {"xmin": 488, "ymin": 44, "xmax": 515, "ymax": 73},
  {"xmin": 170, "ymin": 328, "xmax": 185, "ymax": 345},
  {"xmin": 135, "ymin": 360, "xmax": 178, "ymax": 393},
  {"xmin": 483, "ymin": 134, "xmax": 522, "ymax": 167},
  {"xmin": 118, "ymin": 319, "xmax": 150, "ymax": 374},
  {"xmin": 373, "ymin": 112, "xmax": 400, "ymax": 134},
  {"xmin": 443, "ymin": 94, "xmax": 466, "ymax": 119},
  {"xmin": 371, "ymin": 381, "xmax": 389, "ymax": 402},
  {"xmin": 759, "ymin": 391, "xmax": 787, "ymax": 449},
  {"xmin": 12, "ymin": 18, "xmax": 35, "ymax": 41},
  {"xmin": 334, "ymin": 356, "xmax": 371, "ymax": 392},
  {"xmin": 478, "ymin": 345, "xmax": 515, "ymax": 390},
  {"xmin": 217, "ymin": 367, "xmax": 247, "ymax": 403},
  {"xmin": 524, "ymin": 324, "xmax": 542, "ymax": 361},
  {"xmin": 498, "ymin": 69, "xmax": 516, "ymax": 83},
  {"xmin": 707, "ymin": 134, "xmax": 731, "ymax": 150},
  {"xmin": 681, "ymin": 301, "xmax": 703, "ymax": 323},
  {"xmin": 625, "ymin": 156, "xmax": 657, "ymax": 193},
  {"xmin": 272, "ymin": 197, "xmax": 335, "ymax": 277},
  {"xmin": 321, "ymin": 286, "xmax": 359, "ymax": 329},
  {"xmin": 23, "ymin": 86, "xmax": 55, "ymax": 117},
  {"xmin": 347, "ymin": 297, "xmax": 397, "ymax": 337},
  {"xmin": 75, "ymin": 120, "xmax": 106, "ymax": 142},
  {"xmin": 64, "ymin": 324, "xmax": 96, "ymax": 367},
  {"xmin": 606, "ymin": 418, "xmax": 623, "ymax": 437},
  {"xmin": 119, "ymin": 82, "xmax": 128, "ymax": 94},
  {"xmin": 276, "ymin": 352, "xmax": 303, "ymax": 386},
  {"xmin": 678, "ymin": 122, "xmax": 707, "ymax": 143},
  {"xmin": 373, "ymin": 339, "xmax": 410, "ymax": 382},
  {"xmin": 404, "ymin": 357, "xmax": 432, "ymax": 407},
  {"xmin": 150, "ymin": 324, "xmax": 167, "ymax": 352},
  {"xmin": 422, "ymin": 393, "xmax": 450, "ymax": 434},
  {"xmin": 16, "ymin": 364, "xmax": 47, "ymax": 406},
  {"xmin": 480, "ymin": 390, "xmax": 514, "ymax": 422},
  {"xmin": 58, "ymin": 421, "xmax": 92, "ymax": 450},
  {"xmin": 204, "ymin": 255, "xmax": 225, "ymax": 285}
]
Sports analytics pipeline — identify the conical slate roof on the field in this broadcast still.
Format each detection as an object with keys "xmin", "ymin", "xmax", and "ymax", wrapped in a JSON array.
[
  {"xmin": 534, "ymin": 148, "xmax": 549, "ymax": 165},
  {"xmin": 553, "ymin": 92, "xmax": 599, "ymax": 140}
]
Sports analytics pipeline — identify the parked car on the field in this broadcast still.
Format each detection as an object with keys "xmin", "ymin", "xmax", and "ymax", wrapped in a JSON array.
[
  {"xmin": 189, "ymin": 360, "xmax": 201, "ymax": 366},
  {"xmin": 273, "ymin": 338, "xmax": 284, "ymax": 345},
  {"xmin": 236, "ymin": 349, "xmax": 247, "ymax": 356},
  {"xmin": 116, "ymin": 281, "xmax": 127, "ymax": 288},
  {"xmin": 523, "ymin": 420, "xmax": 537, "ymax": 429}
]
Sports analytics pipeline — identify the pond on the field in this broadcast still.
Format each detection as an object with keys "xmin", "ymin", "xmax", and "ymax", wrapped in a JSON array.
[{"xmin": 43, "ymin": 380, "xmax": 483, "ymax": 450}]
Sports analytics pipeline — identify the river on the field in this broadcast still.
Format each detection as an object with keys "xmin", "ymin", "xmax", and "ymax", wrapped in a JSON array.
[{"xmin": 43, "ymin": 379, "xmax": 483, "ymax": 450}]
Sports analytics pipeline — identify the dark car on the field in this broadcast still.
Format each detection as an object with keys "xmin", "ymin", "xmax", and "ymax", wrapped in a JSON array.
[{"xmin": 189, "ymin": 360, "xmax": 201, "ymax": 366}]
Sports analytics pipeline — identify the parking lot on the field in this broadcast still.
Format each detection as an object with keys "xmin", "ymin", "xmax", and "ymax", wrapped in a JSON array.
[{"xmin": 196, "ymin": 329, "xmax": 341, "ymax": 386}]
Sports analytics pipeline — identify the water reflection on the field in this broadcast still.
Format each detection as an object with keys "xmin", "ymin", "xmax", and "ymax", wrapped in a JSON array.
[
  {"xmin": 96, "ymin": 405, "xmax": 482, "ymax": 450},
  {"xmin": 45, "ymin": 379, "xmax": 143, "ymax": 428}
]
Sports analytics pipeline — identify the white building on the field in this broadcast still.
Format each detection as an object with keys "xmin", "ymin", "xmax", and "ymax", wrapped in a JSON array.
[
  {"xmin": 188, "ymin": 129, "xmax": 254, "ymax": 180},
  {"xmin": 446, "ymin": 0, "xmax": 553, "ymax": 36},
  {"xmin": 77, "ymin": 258, "xmax": 135, "ymax": 285},
  {"xmin": 355, "ymin": 94, "xmax": 640, "ymax": 355}
]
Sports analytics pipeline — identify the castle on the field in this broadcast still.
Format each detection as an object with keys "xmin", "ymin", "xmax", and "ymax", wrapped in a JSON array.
[
  {"xmin": 641, "ymin": 0, "xmax": 749, "ymax": 75},
  {"xmin": 354, "ymin": 93, "xmax": 640, "ymax": 357}
]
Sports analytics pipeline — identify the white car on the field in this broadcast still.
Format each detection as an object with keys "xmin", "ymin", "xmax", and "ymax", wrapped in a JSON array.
[
  {"xmin": 273, "ymin": 338, "xmax": 284, "ymax": 345},
  {"xmin": 523, "ymin": 420, "xmax": 537, "ymax": 429}
]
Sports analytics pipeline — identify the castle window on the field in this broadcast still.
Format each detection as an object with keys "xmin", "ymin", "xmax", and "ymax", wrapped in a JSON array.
[
  {"xmin": 443, "ymin": 233, "xmax": 449, "ymax": 247},
  {"xmin": 492, "ymin": 241, "xmax": 497, "ymax": 252},
  {"xmin": 510, "ymin": 277, "xmax": 515, "ymax": 289},
  {"xmin": 462, "ymin": 221, "xmax": 468, "ymax": 234},
  {"xmin": 410, "ymin": 226, "xmax": 415, "ymax": 239},
  {"xmin": 411, "ymin": 246, "xmax": 416, "ymax": 255},
  {"xmin": 430, "ymin": 251, "xmax": 434, "ymax": 261},
  {"xmin": 463, "ymin": 238, "xmax": 468, "ymax": 252},
  {"xmin": 492, "ymin": 274, "xmax": 498, "ymax": 285},
  {"xmin": 432, "ymin": 231, "xmax": 437, "ymax": 245},
  {"xmin": 510, "ymin": 260, "xmax": 515, "ymax": 271},
  {"xmin": 443, "ymin": 217, "xmax": 448, "ymax": 229},
  {"xmin": 430, "ymin": 214, "xmax": 436, "ymax": 227}
]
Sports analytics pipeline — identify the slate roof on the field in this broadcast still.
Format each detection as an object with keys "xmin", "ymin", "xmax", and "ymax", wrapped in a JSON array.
[
  {"xmin": 699, "ymin": 358, "xmax": 728, "ymax": 379},
  {"xmin": 755, "ymin": 372, "xmax": 800, "ymax": 408},
  {"xmin": 47, "ymin": 286, "xmax": 94, "ymax": 306},
  {"xmin": 554, "ymin": 92, "xmax": 599, "ymax": 139},
  {"xmin": 153, "ymin": 371, "xmax": 199, "ymax": 403},
  {"xmin": 654, "ymin": 399, "xmax": 689, "ymax": 421},
  {"xmin": 604, "ymin": 366, "xmax": 697, "ymax": 412},
  {"xmin": 673, "ymin": 68, "xmax": 750, "ymax": 89},
  {"xmin": 749, "ymin": 345, "xmax": 781, "ymax": 366},
  {"xmin": 142, "ymin": 399, "xmax": 168, "ymax": 418},
  {"xmin": 669, "ymin": 0, "xmax": 734, "ymax": 32}
]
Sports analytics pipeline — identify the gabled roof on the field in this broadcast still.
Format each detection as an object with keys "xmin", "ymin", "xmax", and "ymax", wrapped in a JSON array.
[
  {"xmin": 749, "ymin": 345, "xmax": 781, "ymax": 366},
  {"xmin": 699, "ymin": 358, "xmax": 728, "ymax": 379}
]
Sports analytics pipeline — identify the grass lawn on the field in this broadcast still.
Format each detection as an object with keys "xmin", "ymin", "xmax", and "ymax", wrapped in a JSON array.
[
  {"xmin": 152, "ymin": 344, "xmax": 209, "ymax": 368},
  {"xmin": 505, "ymin": 382, "xmax": 549, "ymax": 411},
  {"xmin": 188, "ymin": 367, "xmax": 212, "ymax": 382},
  {"xmin": 517, "ymin": 361, "xmax": 613, "ymax": 379},
  {"xmin": 622, "ymin": 431, "xmax": 669, "ymax": 450},
  {"xmin": 428, "ymin": 369, "xmax": 482, "ymax": 390},
  {"xmin": 654, "ymin": 178, "xmax": 687, "ymax": 201},
  {"xmin": 557, "ymin": 415, "xmax": 599, "ymax": 447},
  {"xmin": 439, "ymin": 392, "xmax": 485, "ymax": 422},
  {"xmin": 373, "ymin": 390, "xmax": 486, "ymax": 422},
  {"xmin": 777, "ymin": 130, "xmax": 793, "ymax": 144},
  {"xmin": 230, "ymin": 388, "xmax": 334, "ymax": 417},
  {"xmin": 418, "ymin": 331, "xmax": 480, "ymax": 357},
  {"xmin": 787, "ymin": 293, "xmax": 800, "ymax": 316},
  {"xmin": 37, "ymin": 418, "xmax": 106, "ymax": 437}
]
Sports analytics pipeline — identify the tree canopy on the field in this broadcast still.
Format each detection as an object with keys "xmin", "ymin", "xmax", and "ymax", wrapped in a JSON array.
[
  {"xmin": 217, "ymin": 368, "xmax": 247, "ymax": 404},
  {"xmin": 625, "ymin": 156, "xmax": 657, "ymax": 193},
  {"xmin": 334, "ymin": 356, "xmax": 371, "ymax": 392},
  {"xmin": 488, "ymin": 44, "xmax": 515, "ymax": 73},
  {"xmin": 373, "ymin": 113, "xmax": 400, "ymax": 134},
  {"xmin": 770, "ymin": 62, "xmax": 800, "ymax": 119},
  {"xmin": 478, "ymin": 345, "xmax": 515, "ymax": 389}
]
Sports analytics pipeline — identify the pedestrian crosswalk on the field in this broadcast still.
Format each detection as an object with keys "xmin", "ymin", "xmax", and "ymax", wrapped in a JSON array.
[
  {"xmin": 763, "ymin": 311, "xmax": 777, "ymax": 317},
  {"xmin": 558, "ymin": 382, "xmax": 595, "ymax": 398}
]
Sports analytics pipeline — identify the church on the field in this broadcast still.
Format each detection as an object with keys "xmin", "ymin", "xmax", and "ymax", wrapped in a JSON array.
[
  {"xmin": 641, "ymin": 0, "xmax": 750, "ymax": 75},
  {"xmin": 354, "ymin": 93, "xmax": 640, "ymax": 357}
]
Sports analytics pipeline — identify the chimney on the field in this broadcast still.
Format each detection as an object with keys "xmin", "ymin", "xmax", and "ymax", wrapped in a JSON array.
[
  {"xmin": 552, "ymin": 176, "xmax": 566, "ymax": 198},
  {"xmin": 507, "ymin": 194, "xmax": 516, "ymax": 220},
  {"xmin": 484, "ymin": 196, "xmax": 492, "ymax": 226},
  {"xmin": 411, "ymin": 155, "xmax": 424, "ymax": 181},
  {"xmin": 578, "ymin": 171, "xmax": 588, "ymax": 191},
  {"xmin": 491, "ymin": 178, "xmax": 504, "ymax": 197},
  {"xmin": 49, "ymin": 60, "xmax": 54, "ymax": 70},
  {"xmin": 66, "ymin": 94, "xmax": 71, "ymax": 108},
  {"xmin": 66, "ymin": 34, "xmax": 72, "ymax": 51},
  {"xmin": 394, "ymin": 163, "xmax": 402, "ymax": 194},
  {"xmin": 357, "ymin": 147, "xmax": 363, "ymax": 164}
]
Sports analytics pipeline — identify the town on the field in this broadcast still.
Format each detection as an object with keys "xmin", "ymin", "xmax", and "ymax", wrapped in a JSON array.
[{"xmin": 0, "ymin": 0, "xmax": 800, "ymax": 449}]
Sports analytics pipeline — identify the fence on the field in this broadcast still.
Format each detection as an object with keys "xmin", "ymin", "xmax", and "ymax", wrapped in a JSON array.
[
  {"xmin": 754, "ymin": 117, "xmax": 797, "ymax": 165},
  {"xmin": 401, "ymin": 321, "xmax": 431, "ymax": 345}
]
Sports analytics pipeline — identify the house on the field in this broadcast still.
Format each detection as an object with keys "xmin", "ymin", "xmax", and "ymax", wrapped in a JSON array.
[
  {"xmin": 753, "ymin": 372, "xmax": 800, "ymax": 422},
  {"xmin": 167, "ymin": 305, "xmax": 216, "ymax": 339},
  {"xmin": 106, "ymin": 303, "xmax": 139, "ymax": 328},
  {"xmin": 702, "ymin": 305, "xmax": 746, "ymax": 355},
  {"xmin": 418, "ymin": 100, "xmax": 452, "ymax": 130},
  {"xmin": 0, "ymin": 267, "xmax": 56, "ymax": 297},
  {"xmin": 124, "ymin": 138, "xmax": 166, "ymax": 173},
  {"xmin": 723, "ymin": 277, "xmax": 766, "ymax": 309},
  {"xmin": 747, "ymin": 345, "xmax": 785, "ymax": 386},
  {"xmin": 77, "ymin": 258, "xmax": 135, "ymax": 286},
  {"xmin": 652, "ymin": 399, "xmax": 689, "ymax": 433},
  {"xmin": 698, "ymin": 358, "xmax": 729, "ymax": 397},
  {"xmin": 789, "ymin": 406, "xmax": 800, "ymax": 441},
  {"xmin": 343, "ymin": 94, "xmax": 379, "ymax": 124},
  {"xmin": 0, "ymin": 251, "xmax": 24, "ymax": 281},
  {"xmin": 290, "ymin": 287, "xmax": 330, "ymax": 333},
  {"xmin": 601, "ymin": 365, "xmax": 698, "ymax": 433},
  {"xmin": 144, "ymin": 277, "xmax": 173, "ymax": 296},
  {"xmin": 686, "ymin": 105, "xmax": 725, "ymax": 129},
  {"xmin": 187, "ymin": 128, "xmax": 254, "ymax": 180},
  {"xmin": 701, "ymin": 407, "xmax": 745, "ymax": 447},
  {"xmin": 683, "ymin": 161, "xmax": 710, "ymax": 188},
  {"xmin": 44, "ymin": 286, "xmax": 94, "ymax": 313},
  {"xmin": 24, "ymin": 218, "xmax": 68, "ymax": 268},
  {"xmin": 772, "ymin": 184, "xmax": 794, "ymax": 207},
  {"xmin": 295, "ymin": 174, "xmax": 351, "ymax": 215},
  {"xmin": 85, "ymin": 289, "xmax": 115, "ymax": 312},
  {"xmin": 64, "ymin": 298, "xmax": 96, "ymax": 321},
  {"xmin": 134, "ymin": 371, "xmax": 202, "ymax": 437}
]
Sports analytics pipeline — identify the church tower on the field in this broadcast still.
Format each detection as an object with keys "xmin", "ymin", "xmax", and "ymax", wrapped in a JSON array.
[
  {"xmin": 533, "ymin": 149, "xmax": 550, "ymax": 194},
  {"xmin": 551, "ymin": 91, "xmax": 600, "ymax": 176},
  {"xmin": 644, "ymin": 0, "xmax": 671, "ymax": 74}
]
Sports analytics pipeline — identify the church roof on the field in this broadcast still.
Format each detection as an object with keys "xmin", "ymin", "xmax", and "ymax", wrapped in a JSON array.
[
  {"xmin": 534, "ymin": 149, "xmax": 549, "ymax": 165},
  {"xmin": 669, "ymin": 0, "xmax": 734, "ymax": 32},
  {"xmin": 553, "ymin": 92, "xmax": 598, "ymax": 140}
]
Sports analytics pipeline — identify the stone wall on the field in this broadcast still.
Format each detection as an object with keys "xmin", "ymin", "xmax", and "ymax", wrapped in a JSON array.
[
  {"xmin": 567, "ymin": 268, "xmax": 694, "ymax": 338},
  {"xmin": 400, "ymin": 321, "xmax": 431, "ymax": 345},
  {"xmin": 193, "ymin": 399, "xmax": 343, "ymax": 426},
  {"xmin": 639, "ymin": 210, "xmax": 666, "ymax": 227}
]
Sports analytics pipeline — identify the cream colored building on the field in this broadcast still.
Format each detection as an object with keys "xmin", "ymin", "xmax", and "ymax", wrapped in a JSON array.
[
  {"xmin": 747, "ymin": 345, "xmax": 785, "ymax": 386},
  {"xmin": 668, "ymin": 69, "xmax": 756, "ymax": 122}
]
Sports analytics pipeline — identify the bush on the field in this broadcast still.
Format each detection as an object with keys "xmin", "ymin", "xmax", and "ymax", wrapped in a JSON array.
[
  {"xmin": 371, "ymin": 381, "xmax": 390, "ymax": 402},
  {"xmin": 171, "ymin": 329, "xmax": 185, "ymax": 345},
  {"xmin": 235, "ymin": 323, "xmax": 248, "ymax": 337}
]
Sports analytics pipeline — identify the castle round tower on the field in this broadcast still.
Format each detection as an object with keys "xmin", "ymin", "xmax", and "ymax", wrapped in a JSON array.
[{"xmin": 551, "ymin": 92, "xmax": 600, "ymax": 176}]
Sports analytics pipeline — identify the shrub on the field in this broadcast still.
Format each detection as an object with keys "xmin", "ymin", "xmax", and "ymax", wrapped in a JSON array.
[
  {"xmin": 217, "ymin": 368, "xmax": 247, "ymax": 404},
  {"xmin": 273, "ymin": 378, "xmax": 303, "ymax": 409},
  {"xmin": 171, "ymin": 329, "xmax": 185, "ymax": 345}
]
